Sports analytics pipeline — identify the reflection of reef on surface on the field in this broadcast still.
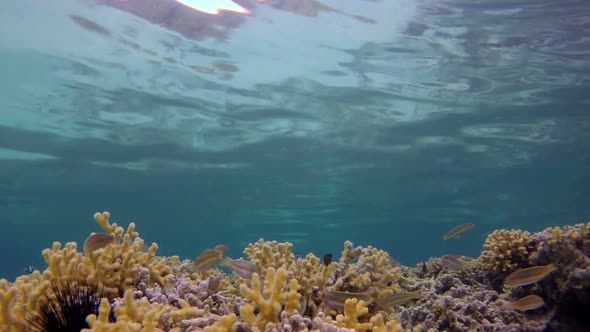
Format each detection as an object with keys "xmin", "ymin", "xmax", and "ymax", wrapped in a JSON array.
[
  {"xmin": 1, "ymin": 212, "xmax": 589, "ymax": 331},
  {"xmin": 96, "ymin": 0, "xmax": 248, "ymax": 41},
  {"xmin": 93, "ymin": 0, "xmax": 376, "ymax": 42}
]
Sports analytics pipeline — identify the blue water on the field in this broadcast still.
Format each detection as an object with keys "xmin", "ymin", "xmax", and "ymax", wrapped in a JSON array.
[{"xmin": 1, "ymin": 0, "xmax": 589, "ymax": 281}]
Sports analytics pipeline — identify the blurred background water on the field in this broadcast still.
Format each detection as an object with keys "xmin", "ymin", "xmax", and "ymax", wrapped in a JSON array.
[{"xmin": 0, "ymin": 0, "xmax": 589, "ymax": 281}]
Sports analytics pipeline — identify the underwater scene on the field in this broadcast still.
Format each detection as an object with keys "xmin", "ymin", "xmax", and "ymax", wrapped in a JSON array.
[{"xmin": 1, "ymin": 0, "xmax": 589, "ymax": 331}]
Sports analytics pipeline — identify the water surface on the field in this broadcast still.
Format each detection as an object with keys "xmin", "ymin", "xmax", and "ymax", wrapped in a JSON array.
[{"xmin": 1, "ymin": 0, "xmax": 589, "ymax": 279}]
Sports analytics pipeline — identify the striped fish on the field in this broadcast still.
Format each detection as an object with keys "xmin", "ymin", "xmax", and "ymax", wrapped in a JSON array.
[
  {"xmin": 504, "ymin": 264, "xmax": 557, "ymax": 287},
  {"xmin": 377, "ymin": 291, "xmax": 421, "ymax": 308},
  {"xmin": 501, "ymin": 295, "xmax": 544, "ymax": 311},
  {"xmin": 443, "ymin": 223, "xmax": 475, "ymax": 241}
]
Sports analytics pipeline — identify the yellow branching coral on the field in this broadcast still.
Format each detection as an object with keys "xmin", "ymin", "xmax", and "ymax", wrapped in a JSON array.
[
  {"xmin": 41, "ymin": 212, "xmax": 173, "ymax": 296},
  {"xmin": 335, "ymin": 243, "xmax": 401, "ymax": 295},
  {"xmin": 289, "ymin": 252, "xmax": 333, "ymax": 311},
  {"xmin": 0, "ymin": 212, "xmax": 174, "ymax": 332},
  {"xmin": 84, "ymin": 289, "xmax": 222, "ymax": 332},
  {"xmin": 84, "ymin": 297, "xmax": 147, "ymax": 332},
  {"xmin": 544, "ymin": 222, "xmax": 590, "ymax": 246},
  {"xmin": 242, "ymin": 240, "xmax": 334, "ymax": 317},
  {"xmin": 285, "ymin": 278, "xmax": 302, "ymax": 313},
  {"xmin": 11, "ymin": 211, "xmax": 583, "ymax": 332},
  {"xmin": 0, "ymin": 271, "xmax": 53, "ymax": 332},
  {"xmin": 239, "ymin": 267, "xmax": 288, "ymax": 330},
  {"xmin": 370, "ymin": 313, "xmax": 408, "ymax": 332},
  {"xmin": 203, "ymin": 313, "xmax": 238, "ymax": 332},
  {"xmin": 335, "ymin": 298, "xmax": 372, "ymax": 331},
  {"xmin": 244, "ymin": 239, "xmax": 296, "ymax": 275},
  {"xmin": 479, "ymin": 229, "xmax": 535, "ymax": 273}
]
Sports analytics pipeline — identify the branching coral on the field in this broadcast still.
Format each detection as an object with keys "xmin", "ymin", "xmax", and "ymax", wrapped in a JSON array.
[
  {"xmin": 0, "ymin": 271, "xmax": 52, "ymax": 331},
  {"xmin": 239, "ymin": 267, "xmax": 289, "ymax": 330},
  {"xmin": 324, "ymin": 242, "xmax": 402, "ymax": 317},
  {"xmin": 0, "ymin": 212, "xmax": 174, "ymax": 331},
  {"xmin": 335, "ymin": 298, "xmax": 372, "ymax": 330},
  {"xmin": 243, "ymin": 240, "xmax": 334, "ymax": 317},
  {"xmin": 479, "ymin": 229, "xmax": 535, "ymax": 274},
  {"xmin": 42, "ymin": 212, "xmax": 173, "ymax": 296},
  {"xmin": 244, "ymin": 240, "xmax": 296, "ymax": 275},
  {"xmin": 3, "ymin": 212, "xmax": 590, "ymax": 332}
]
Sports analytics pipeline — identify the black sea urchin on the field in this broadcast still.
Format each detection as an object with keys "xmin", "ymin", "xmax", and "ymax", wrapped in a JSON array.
[{"xmin": 25, "ymin": 280, "xmax": 113, "ymax": 332}]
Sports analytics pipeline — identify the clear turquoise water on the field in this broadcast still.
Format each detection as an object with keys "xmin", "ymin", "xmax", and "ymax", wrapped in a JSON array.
[{"xmin": 1, "ymin": 0, "xmax": 589, "ymax": 280}]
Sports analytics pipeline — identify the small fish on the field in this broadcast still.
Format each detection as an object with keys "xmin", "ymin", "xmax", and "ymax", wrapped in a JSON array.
[
  {"xmin": 377, "ymin": 291, "xmax": 421, "ymax": 308},
  {"xmin": 83, "ymin": 233, "xmax": 115, "ymax": 255},
  {"xmin": 322, "ymin": 290, "xmax": 372, "ymax": 310},
  {"xmin": 220, "ymin": 257, "xmax": 258, "ymax": 279},
  {"xmin": 501, "ymin": 295, "xmax": 544, "ymax": 311},
  {"xmin": 441, "ymin": 255, "xmax": 463, "ymax": 271},
  {"xmin": 24, "ymin": 265, "xmax": 37, "ymax": 274},
  {"xmin": 192, "ymin": 244, "xmax": 227, "ymax": 273},
  {"xmin": 323, "ymin": 253, "xmax": 333, "ymax": 266},
  {"xmin": 421, "ymin": 262, "xmax": 427, "ymax": 274},
  {"xmin": 504, "ymin": 264, "xmax": 557, "ymax": 287},
  {"xmin": 443, "ymin": 223, "xmax": 475, "ymax": 241}
]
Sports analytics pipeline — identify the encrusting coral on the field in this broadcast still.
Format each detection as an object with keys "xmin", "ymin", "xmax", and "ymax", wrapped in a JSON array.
[{"xmin": 1, "ymin": 212, "xmax": 590, "ymax": 332}]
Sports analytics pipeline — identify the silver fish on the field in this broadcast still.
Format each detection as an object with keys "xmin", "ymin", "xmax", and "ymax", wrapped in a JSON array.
[
  {"xmin": 443, "ymin": 223, "xmax": 475, "ymax": 241},
  {"xmin": 220, "ymin": 257, "xmax": 258, "ymax": 279},
  {"xmin": 441, "ymin": 255, "xmax": 463, "ymax": 270},
  {"xmin": 377, "ymin": 291, "xmax": 421, "ymax": 308}
]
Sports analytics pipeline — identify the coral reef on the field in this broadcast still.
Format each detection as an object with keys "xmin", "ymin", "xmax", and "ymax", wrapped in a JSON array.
[
  {"xmin": 480, "ymin": 229, "xmax": 535, "ymax": 275},
  {"xmin": 1, "ymin": 212, "xmax": 589, "ymax": 332}
]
